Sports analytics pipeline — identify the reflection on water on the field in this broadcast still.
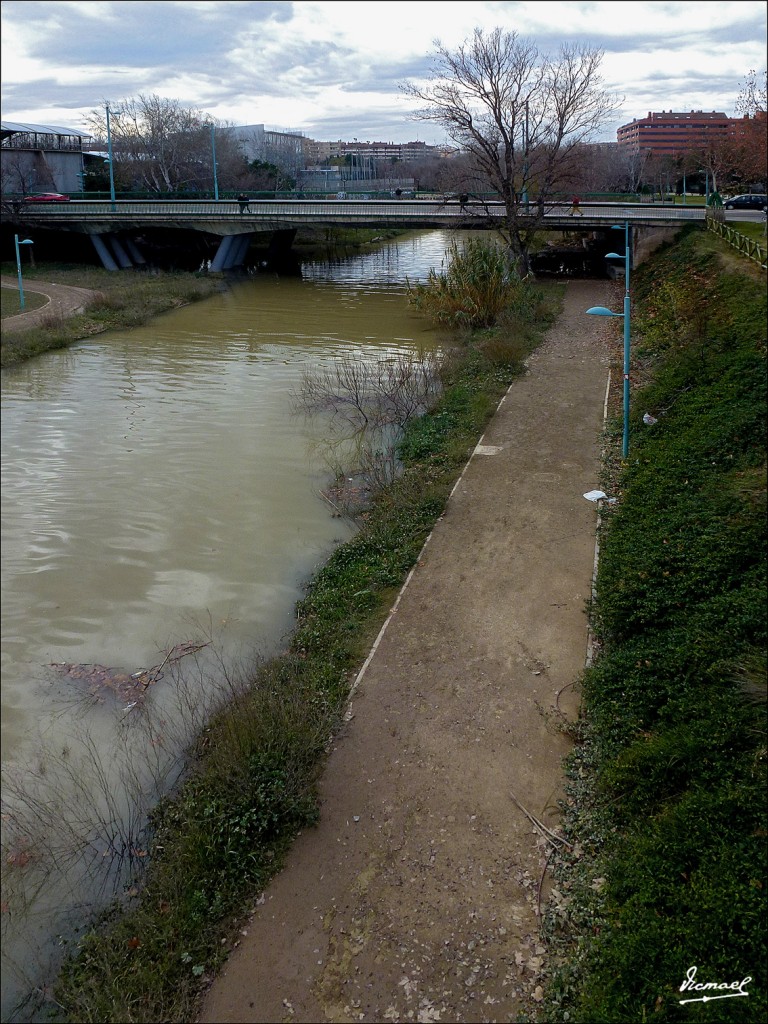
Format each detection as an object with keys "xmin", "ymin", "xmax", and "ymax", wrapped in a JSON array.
[{"xmin": 0, "ymin": 229, "xmax": 470, "ymax": 1021}]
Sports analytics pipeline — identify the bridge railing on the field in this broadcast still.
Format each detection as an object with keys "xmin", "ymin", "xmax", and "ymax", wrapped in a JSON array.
[{"xmin": 11, "ymin": 199, "xmax": 708, "ymax": 224}]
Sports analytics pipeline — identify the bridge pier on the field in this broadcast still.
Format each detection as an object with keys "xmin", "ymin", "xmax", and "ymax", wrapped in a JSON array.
[
  {"xmin": 210, "ymin": 232, "xmax": 253, "ymax": 271},
  {"xmin": 124, "ymin": 237, "xmax": 146, "ymax": 265},
  {"xmin": 89, "ymin": 232, "xmax": 146, "ymax": 271},
  {"xmin": 109, "ymin": 236, "xmax": 133, "ymax": 269},
  {"xmin": 233, "ymin": 233, "xmax": 253, "ymax": 266},
  {"xmin": 90, "ymin": 235, "xmax": 119, "ymax": 271}
]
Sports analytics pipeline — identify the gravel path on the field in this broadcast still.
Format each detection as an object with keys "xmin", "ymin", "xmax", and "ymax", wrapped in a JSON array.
[
  {"xmin": 0, "ymin": 275, "xmax": 102, "ymax": 332},
  {"xmin": 199, "ymin": 278, "xmax": 617, "ymax": 1024}
]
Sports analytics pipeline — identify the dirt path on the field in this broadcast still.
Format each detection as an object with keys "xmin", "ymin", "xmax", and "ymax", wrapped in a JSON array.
[
  {"xmin": 198, "ymin": 279, "xmax": 616, "ymax": 1024},
  {"xmin": 0, "ymin": 275, "xmax": 102, "ymax": 332}
]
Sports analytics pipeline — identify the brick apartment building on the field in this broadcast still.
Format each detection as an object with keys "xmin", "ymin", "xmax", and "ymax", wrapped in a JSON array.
[{"xmin": 617, "ymin": 109, "xmax": 762, "ymax": 156}]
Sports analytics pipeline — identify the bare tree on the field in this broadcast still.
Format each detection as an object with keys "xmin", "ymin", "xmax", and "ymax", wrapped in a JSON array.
[
  {"xmin": 1, "ymin": 151, "xmax": 38, "ymax": 196},
  {"xmin": 404, "ymin": 154, "xmax": 451, "ymax": 192},
  {"xmin": 86, "ymin": 94, "xmax": 248, "ymax": 194},
  {"xmin": 294, "ymin": 351, "xmax": 441, "ymax": 502},
  {"xmin": 620, "ymin": 144, "xmax": 652, "ymax": 195},
  {"xmin": 731, "ymin": 69, "xmax": 768, "ymax": 188},
  {"xmin": 736, "ymin": 68, "xmax": 767, "ymax": 117},
  {"xmin": 689, "ymin": 136, "xmax": 739, "ymax": 195},
  {"xmin": 729, "ymin": 124, "xmax": 768, "ymax": 188},
  {"xmin": 402, "ymin": 28, "xmax": 621, "ymax": 275},
  {"xmin": 563, "ymin": 142, "xmax": 623, "ymax": 195},
  {"xmin": 643, "ymin": 152, "xmax": 679, "ymax": 200}
]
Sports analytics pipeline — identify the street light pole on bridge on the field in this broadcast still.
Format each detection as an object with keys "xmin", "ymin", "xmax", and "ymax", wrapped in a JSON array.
[
  {"xmin": 211, "ymin": 124, "xmax": 219, "ymax": 201},
  {"xmin": 106, "ymin": 104, "xmax": 117, "ymax": 211}
]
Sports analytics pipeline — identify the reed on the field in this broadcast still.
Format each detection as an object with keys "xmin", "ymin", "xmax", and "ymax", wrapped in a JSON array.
[{"xmin": 407, "ymin": 238, "xmax": 530, "ymax": 329}]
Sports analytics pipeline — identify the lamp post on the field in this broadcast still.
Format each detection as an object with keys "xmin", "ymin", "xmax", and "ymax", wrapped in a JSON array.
[
  {"xmin": 606, "ymin": 220, "xmax": 630, "ymax": 295},
  {"xmin": 588, "ymin": 221, "xmax": 631, "ymax": 458},
  {"xmin": 14, "ymin": 235, "xmax": 34, "ymax": 311},
  {"xmin": 210, "ymin": 124, "xmax": 219, "ymax": 201},
  {"xmin": 521, "ymin": 99, "xmax": 530, "ymax": 212},
  {"xmin": 105, "ymin": 104, "xmax": 121, "ymax": 211}
]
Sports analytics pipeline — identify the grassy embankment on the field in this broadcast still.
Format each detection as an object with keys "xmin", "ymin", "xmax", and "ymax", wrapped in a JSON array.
[
  {"xmin": 543, "ymin": 227, "xmax": 767, "ymax": 1022},
  {"xmin": 40, "ymin": 252, "xmax": 561, "ymax": 1022},
  {"xmin": 0, "ymin": 264, "xmax": 226, "ymax": 367},
  {"xmin": 728, "ymin": 219, "xmax": 767, "ymax": 245}
]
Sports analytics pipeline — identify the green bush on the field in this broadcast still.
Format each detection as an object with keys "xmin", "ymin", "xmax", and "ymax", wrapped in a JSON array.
[{"xmin": 407, "ymin": 237, "xmax": 534, "ymax": 328}]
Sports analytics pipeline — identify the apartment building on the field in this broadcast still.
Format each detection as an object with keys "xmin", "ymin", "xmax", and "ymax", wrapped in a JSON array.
[
  {"xmin": 616, "ymin": 110, "xmax": 764, "ymax": 156},
  {"xmin": 617, "ymin": 110, "xmax": 731, "ymax": 155}
]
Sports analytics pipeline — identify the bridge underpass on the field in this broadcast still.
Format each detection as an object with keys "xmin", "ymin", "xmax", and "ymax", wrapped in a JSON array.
[{"xmin": 2, "ymin": 199, "xmax": 706, "ymax": 271}]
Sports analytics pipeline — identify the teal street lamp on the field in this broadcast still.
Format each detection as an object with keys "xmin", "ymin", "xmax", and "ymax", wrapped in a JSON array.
[
  {"xmin": 210, "ymin": 124, "xmax": 219, "ymax": 201},
  {"xmin": 588, "ymin": 297, "xmax": 631, "ymax": 457},
  {"xmin": 521, "ymin": 99, "xmax": 530, "ymax": 211},
  {"xmin": 14, "ymin": 235, "xmax": 34, "ymax": 311},
  {"xmin": 105, "ymin": 104, "xmax": 124, "ymax": 210},
  {"xmin": 607, "ymin": 219, "xmax": 631, "ymax": 294},
  {"xmin": 588, "ymin": 221, "xmax": 632, "ymax": 458}
]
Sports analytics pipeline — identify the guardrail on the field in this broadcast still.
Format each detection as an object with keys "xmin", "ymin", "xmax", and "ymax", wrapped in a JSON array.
[
  {"xmin": 6, "ymin": 199, "xmax": 708, "ymax": 225},
  {"xmin": 706, "ymin": 214, "xmax": 767, "ymax": 268},
  {"xmin": 5, "ymin": 190, "xmax": 699, "ymax": 203}
]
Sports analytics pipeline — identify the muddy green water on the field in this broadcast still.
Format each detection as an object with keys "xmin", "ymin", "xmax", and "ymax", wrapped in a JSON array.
[{"xmin": 0, "ymin": 229, "xmax": 463, "ymax": 1021}]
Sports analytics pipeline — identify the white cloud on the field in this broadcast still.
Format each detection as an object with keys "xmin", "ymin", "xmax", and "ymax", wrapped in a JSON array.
[{"xmin": 1, "ymin": 0, "xmax": 765, "ymax": 142}]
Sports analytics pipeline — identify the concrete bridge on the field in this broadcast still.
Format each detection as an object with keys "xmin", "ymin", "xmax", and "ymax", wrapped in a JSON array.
[{"xmin": 4, "ymin": 198, "xmax": 706, "ymax": 271}]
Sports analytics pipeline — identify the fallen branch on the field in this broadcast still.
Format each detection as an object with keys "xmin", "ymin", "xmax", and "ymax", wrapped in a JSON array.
[
  {"xmin": 554, "ymin": 679, "xmax": 577, "ymax": 712},
  {"xmin": 509, "ymin": 790, "xmax": 572, "ymax": 850},
  {"xmin": 138, "ymin": 640, "xmax": 211, "ymax": 690},
  {"xmin": 537, "ymin": 844, "xmax": 558, "ymax": 921}
]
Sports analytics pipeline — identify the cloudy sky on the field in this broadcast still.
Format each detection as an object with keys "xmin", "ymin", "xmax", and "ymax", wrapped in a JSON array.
[{"xmin": 1, "ymin": 0, "xmax": 766, "ymax": 144}]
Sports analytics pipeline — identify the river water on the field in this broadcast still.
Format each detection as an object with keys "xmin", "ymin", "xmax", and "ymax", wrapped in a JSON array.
[{"xmin": 0, "ymin": 229, "xmax": 465, "ymax": 1021}]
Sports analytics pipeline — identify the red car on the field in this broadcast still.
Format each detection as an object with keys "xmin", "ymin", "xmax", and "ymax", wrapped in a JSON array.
[{"xmin": 23, "ymin": 193, "xmax": 70, "ymax": 203}]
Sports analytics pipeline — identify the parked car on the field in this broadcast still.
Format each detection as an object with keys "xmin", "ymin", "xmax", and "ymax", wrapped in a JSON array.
[
  {"xmin": 723, "ymin": 193, "xmax": 767, "ymax": 211},
  {"xmin": 23, "ymin": 193, "xmax": 70, "ymax": 203}
]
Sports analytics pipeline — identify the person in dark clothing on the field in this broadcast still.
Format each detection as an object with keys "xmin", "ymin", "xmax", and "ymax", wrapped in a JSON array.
[{"xmin": 237, "ymin": 193, "xmax": 251, "ymax": 213}]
